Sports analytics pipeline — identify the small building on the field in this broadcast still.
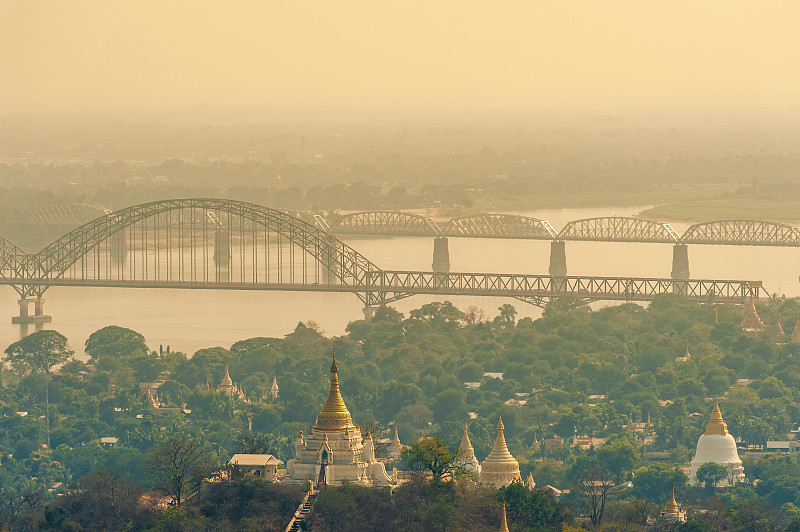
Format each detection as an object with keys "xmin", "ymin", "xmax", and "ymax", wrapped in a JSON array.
[
  {"xmin": 99, "ymin": 437, "xmax": 119, "ymax": 448},
  {"xmin": 228, "ymin": 454, "xmax": 283, "ymax": 481}
]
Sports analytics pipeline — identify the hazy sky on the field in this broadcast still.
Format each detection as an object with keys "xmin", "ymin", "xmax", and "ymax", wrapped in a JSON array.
[{"xmin": 2, "ymin": 1, "xmax": 798, "ymax": 117}]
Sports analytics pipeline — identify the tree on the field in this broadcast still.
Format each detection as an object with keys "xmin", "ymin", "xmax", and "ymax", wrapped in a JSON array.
[
  {"xmin": 85, "ymin": 326, "xmax": 148, "ymax": 360},
  {"xmin": 401, "ymin": 436, "xmax": 465, "ymax": 482},
  {"xmin": 696, "ymin": 462, "xmax": 727, "ymax": 491},
  {"xmin": 5, "ymin": 330, "xmax": 73, "ymax": 376},
  {"xmin": 495, "ymin": 304, "xmax": 517, "ymax": 327},
  {"xmin": 5, "ymin": 331, "xmax": 74, "ymax": 449},
  {"xmin": 572, "ymin": 463, "xmax": 614, "ymax": 527},
  {"xmin": 145, "ymin": 436, "xmax": 212, "ymax": 506},
  {"xmin": 596, "ymin": 441, "xmax": 638, "ymax": 483}
]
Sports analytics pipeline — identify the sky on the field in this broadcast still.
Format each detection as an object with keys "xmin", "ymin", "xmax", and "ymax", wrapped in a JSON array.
[{"xmin": 1, "ymin": 1, "xmax": 799, "ymax": 118}]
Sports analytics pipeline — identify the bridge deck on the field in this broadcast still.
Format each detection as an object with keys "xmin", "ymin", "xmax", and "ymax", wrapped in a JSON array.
[{"xmin": 0, "ymin": 272, "xmax": 762, "ymax": 305}]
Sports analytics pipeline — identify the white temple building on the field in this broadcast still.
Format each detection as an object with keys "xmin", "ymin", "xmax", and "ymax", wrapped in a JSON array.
[
  {"xmin": 479, "ymin": 416, "xmax": 521, "ymax": 487},
  {"xmin": 689, "ymin": 397, "xmax": 745, "ymax": 486},
  {"xmin": 458, "ymin": 423, "xmax": 481, "ymax": 475},
  {"xmin": 286, "ymin": 357, "xmax": 392, "ymax": 487}
]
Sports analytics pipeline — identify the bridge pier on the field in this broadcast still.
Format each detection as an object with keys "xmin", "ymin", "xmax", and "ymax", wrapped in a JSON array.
[
  {"xmin": 549, "ymin": 241, "xmax": 567, "ymax": 277},
  {"xmin": 432, "ymin": 237, "xmax": 450, "ymax": 288},
  {"xmin": 363, "ymin": 306, "xmax": 378, "ymax": 321},
  {"xmin": 12, "ymin": 298, "xmax": 52, "ymax": 324},
  {"xmin": 671, "ymin": 244, "xmax": 690, "ymax": 280}
]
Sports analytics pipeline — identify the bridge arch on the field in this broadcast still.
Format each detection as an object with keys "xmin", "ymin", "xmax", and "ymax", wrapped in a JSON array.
[
  {"xmin": 27, "ymin": 199, "xmax": 380, "ymax": 295},
  {"xmin": 329, "ymin": 211, "xmax": 441, "ymax": 236},
  {"xmin": 443, "ymin": 214, "xmax": 557, "ymax": 239},
  {"xmin": 557, "ymin": 217, "xmax": 680, "ymax": 243},
  {"xmin": 681, "ymin": 220, "xmax": 800, "ymax": 246}
]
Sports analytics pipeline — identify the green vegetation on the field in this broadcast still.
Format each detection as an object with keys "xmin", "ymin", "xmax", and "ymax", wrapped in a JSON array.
[{"xmin": 5, "ymin": 295, "xmax": 800, "ymax": 528}]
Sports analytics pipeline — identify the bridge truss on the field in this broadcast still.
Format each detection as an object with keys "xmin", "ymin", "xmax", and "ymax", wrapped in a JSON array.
[{"xmin": 0, "ymin": 199, "xmax": 767, "ymax": 309}]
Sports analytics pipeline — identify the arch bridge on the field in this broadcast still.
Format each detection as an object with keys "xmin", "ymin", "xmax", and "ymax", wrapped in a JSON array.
[{"xmin": 0, "ymin": 199, "xmax": 765, "ymax": 324}]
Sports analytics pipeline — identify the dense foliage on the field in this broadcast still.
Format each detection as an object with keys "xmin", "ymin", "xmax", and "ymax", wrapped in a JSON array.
[{"xmin": 4, "ymin": 294, "xmax": 800, "ymax": 529}]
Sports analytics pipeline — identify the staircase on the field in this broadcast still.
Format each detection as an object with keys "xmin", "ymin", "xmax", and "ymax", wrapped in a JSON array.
[{"xmin": 285, "ymin": 489, "xmax": 317, "ymax": 532}]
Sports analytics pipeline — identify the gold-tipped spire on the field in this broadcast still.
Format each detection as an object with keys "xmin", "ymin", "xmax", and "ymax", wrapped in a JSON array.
[
  {"xmin": 664, "ymin": 484, "xmax": 679, "ymax": 514},
  {"xmin": 704, "ymin": 397, "xmax": 729, "ymax": 436},
  {"xmin": 393, "ymin": 426, "xmax": 401, "ymax": 444},
  {"xmin": 220, "ymin": 364, "xmax": 233, "ymax": 387},
  {"xmin": 313, "ymin": 354, "xmax": 356, "ymax": 431},
  {"xmin": 485, "ymin": 416, "xmax": 515, "ymax": 463},
  {"xmin": 499, "ymin": 502, "xmax": 510, "ymax": 532}
]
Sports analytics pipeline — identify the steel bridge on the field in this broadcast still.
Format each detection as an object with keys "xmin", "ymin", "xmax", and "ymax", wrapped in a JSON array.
[
  {"xmin": 0, "ymin": 199, "xmax": 765, "ymax": 323},
  {"xmin": 327, "ymin": 211, "xmax": 800, "ymax": 246}
]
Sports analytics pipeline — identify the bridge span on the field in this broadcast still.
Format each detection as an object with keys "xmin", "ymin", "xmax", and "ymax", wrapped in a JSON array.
[
  {"xmin": 0, "ymin": 199, "xmax": 765, "ymax": 324},
  {"xmin": 325, "ymin": 211, "xmax": 800, "ymax": 278}
]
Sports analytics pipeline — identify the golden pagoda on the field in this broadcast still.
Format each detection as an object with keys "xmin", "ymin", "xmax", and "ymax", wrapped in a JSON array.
[
  {"xmin": 689, "ymin": 397, "xmax": 744, "ymax": 486},
  {"xmin": 499, "ymin": 502, "xmax": 510, "ymax": 532},
  {"xmin": 479, "ymin": 416, "xmax": 521, "ymax": 487},
  {"xmin": 286, "ymin": 355, "xmax": 392, "ymax": 486},
  {"xmin": 657, "ymin": 485, "xmax": 686, "ymax": 523},
  {"xmin": 221, "ymin": 364, "xmax": 233, "ymax": 386},
  {"xmin": 741, "ymin": 295, "xmax": 766, "ymax": 333},
  {"xmin": 313, "ymin": 357, "xmax": 356, "ymax": 431},
  {"xmin": 525, "ymin": 471, "xmax": 535, "ymax": 489}
]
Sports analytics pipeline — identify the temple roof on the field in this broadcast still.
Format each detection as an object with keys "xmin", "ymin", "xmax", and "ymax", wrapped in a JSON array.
[
  {"xmin": 704, "ymin": 397, "xmax": 729, "ymax": 436},
  {"xmin": 484, "ymin": 416, "xmax": 517, "ymax": 464},
  {"xmin": 220, "ymin": 364, "xmax": 233, "ymax": 387},
  {"xmin": 313, "ymin": 355, "xmax": 356, "ymax": 431},
  {"xmin": 459, "ymin": 423, "xmax": 475, "ymax": 458}
]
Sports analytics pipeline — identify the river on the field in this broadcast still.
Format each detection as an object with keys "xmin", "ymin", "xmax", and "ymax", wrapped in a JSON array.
[{"xmin": 1, "ymin": 205, "xmax": 798, "ymax": 357}]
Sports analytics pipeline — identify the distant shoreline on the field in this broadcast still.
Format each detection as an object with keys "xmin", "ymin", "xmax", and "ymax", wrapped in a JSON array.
[{"xmin": 639, "ymin": 200, "xmax": 800, "ymax": 224}]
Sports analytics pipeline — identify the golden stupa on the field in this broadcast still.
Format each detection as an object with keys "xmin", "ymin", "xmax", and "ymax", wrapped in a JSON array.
[
  {"xmin": 313, "ymin": 356, "xmax": 356, "ymax": 431},
  {"xmin": 479, "ymin": 416, "xmax": 521, "ymax": 487}
]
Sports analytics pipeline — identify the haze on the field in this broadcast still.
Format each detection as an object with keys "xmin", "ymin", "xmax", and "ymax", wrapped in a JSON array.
[{"xmin": 2, "ymin": 1, "xmax": 799, "ymax": 119}]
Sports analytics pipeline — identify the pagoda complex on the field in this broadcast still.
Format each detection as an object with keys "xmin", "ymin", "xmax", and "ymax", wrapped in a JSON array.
[
  {"xmin": 688, "ymin": 397, "xmax": 744, "ymax": 486},
  {"xmin": 479, "ymin": 417, "xmax": 521, "ymax": 487},
  {"xmin": 286, "ymin": 357, "xmax": 392, "ymax": 487}
]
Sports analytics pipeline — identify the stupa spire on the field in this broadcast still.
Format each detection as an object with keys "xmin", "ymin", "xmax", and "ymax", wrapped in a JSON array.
[
  {"xmin": 220, "ymin": 364, "xmax": 233, "ymax": 387},
  {"xmin": 499, "ymin": 502, "xmax": 510, "ymax": 532},
  {"xmin": 313, "ymin": 353, "xmax": 355, "ymax": 431},
  {"xmin": 741, "ymin": 295, "xmax": 766, "ymax": 332},
  {"xmin": 459, "ymin": 423, "xmax": 475, "ymax": 458},
  {"xmin": 704, "ymin": 397, "xmax": 729, "ymax": 436},
  {"xmin": 664, "ymin": 484, "xmax": 679, "ymax": 514}
]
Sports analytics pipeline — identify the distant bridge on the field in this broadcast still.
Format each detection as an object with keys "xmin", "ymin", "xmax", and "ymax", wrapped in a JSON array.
[
  {"xmin": 327, "ymin": 211, "xmax": 800, "ymax": 246},
  {"xmin": 0, "ymin": 199, "xmax": 764, "ymax": 323}
]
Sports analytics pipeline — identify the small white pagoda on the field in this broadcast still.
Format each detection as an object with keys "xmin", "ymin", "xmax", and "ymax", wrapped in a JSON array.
[{"xmin": 689, "ymin": 397, "xmax": 744, "ymax": 486}]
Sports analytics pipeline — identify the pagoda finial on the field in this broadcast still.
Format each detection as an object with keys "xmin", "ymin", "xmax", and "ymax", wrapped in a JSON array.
[
  {"xmin": 704, "ymin": 396, "xmax": 729, "ymax": 436},
  {"xmin": 220, "ymin": 363, "xmax": 233, "ymax": 387},
  {"xmin": 500, "ymin": 501, "xmax": 510, "ymax": 532},
  {"xmin": 664, "ymin": 484, "xmax": 679, "ymax": 514},
  {"xmin": 314, "ymin": 352, "xmax": 355, "ymax": 431},
  {"xmin": 331, "ymin": 350, "xmax": 339, "ymax": 373}
]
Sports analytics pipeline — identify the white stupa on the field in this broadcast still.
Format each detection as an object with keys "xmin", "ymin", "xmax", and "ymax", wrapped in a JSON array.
[
  {"xmin": 458, "ymin": 423, "xmax": 481, "ymax": 475},
  {"xmin": 688, "ymin": 397, "xmax": 744, "ymax": 486}
]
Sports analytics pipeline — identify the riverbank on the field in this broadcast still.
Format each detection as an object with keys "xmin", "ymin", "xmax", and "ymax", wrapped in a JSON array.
[{"xmin": 639, "ymin": 199, "xmax": 800, "ymax": 223}]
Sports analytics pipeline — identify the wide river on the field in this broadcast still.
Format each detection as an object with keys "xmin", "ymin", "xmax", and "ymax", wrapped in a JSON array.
[{"xmin": 2, "ymin": 205, "xmax": 799, "ymax": 357}]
